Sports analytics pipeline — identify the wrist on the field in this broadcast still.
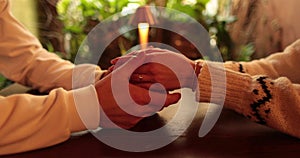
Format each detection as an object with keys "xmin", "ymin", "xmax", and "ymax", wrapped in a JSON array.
[
  {"xmin": 185, "ymin": 60, "xmax": 202, "ymax": 89},
  {"xmin": 193, "ymin": 60, "xmax": 202, "ymax": 77}
]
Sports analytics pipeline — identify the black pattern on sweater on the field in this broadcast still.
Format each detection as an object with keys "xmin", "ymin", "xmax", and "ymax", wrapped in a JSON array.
[
  {"xmin": 239, "ymin": 64, "xmax": 246, "ymax": 73},
  {"xmin": 250, "ymin": 76, "xmax": 272, "ymax": 124}
]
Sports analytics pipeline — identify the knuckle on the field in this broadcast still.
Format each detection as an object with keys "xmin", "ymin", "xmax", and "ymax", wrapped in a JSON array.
[{"xmin": 132, "ymin": 94, "xmax": 150, "ymax": 105}]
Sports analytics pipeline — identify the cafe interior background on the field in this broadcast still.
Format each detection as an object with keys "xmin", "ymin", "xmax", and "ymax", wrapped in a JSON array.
[{"xmin": 1, "ymin": 0, "xmax": 300, "ymax": 94}]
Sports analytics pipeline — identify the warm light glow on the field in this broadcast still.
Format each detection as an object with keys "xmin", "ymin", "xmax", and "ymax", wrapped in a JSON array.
[{"xmin": 138, "ymin": 23, "xmax": 149, "ymax": 49}]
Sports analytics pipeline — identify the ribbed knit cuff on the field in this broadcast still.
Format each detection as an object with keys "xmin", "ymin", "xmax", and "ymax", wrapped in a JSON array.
[
  {"xmin": 72, "ymin": 64, "xmax": 104, "ymax": 89},
  {"xmin": 197, "ymin": 61, "xmax": 253, "ymax": 114},
  {"xmin": 69, "ymin": 85, "xmax": 100, "ymax": 132}
]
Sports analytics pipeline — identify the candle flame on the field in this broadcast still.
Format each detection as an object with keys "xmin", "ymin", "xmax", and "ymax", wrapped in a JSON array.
[{"xmin": 138, "ymin": 23, "xmax": 149, "ymax": 49}]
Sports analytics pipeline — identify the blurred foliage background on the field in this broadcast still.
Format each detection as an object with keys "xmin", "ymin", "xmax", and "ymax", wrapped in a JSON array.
[
  {"xmin": 55, "ymin": 0, "xmax": 254, "ymax": 63},
  {"xmin": 1, "ymin": 0, "xmax": 255, "ymax": 89}
]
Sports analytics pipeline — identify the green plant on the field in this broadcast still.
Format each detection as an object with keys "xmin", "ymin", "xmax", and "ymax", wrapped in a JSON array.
[
  {"xmin": 56, "ymin": 0, "xmax": 145, "ymax": 62},
  {"xmin": 56, "ymin": 0, "xmax": 254, "ymax": 62},
  {"xmin": 204, "ymin": 1, "xmax": 254, "ymax": 61},
  {"xmin": 166, "ymin": 0, "xmax": 209, "ymax": 25},
  {"xmin": 165, "ymin": 0, "xmax": 254, "ymax": 61},
  {"xmin": 237, "ymin": 43, "xmax": 254, "ymax": 61},
  {"xmin": 0, "ymin": 74, "xmax": 5, "ymax": 89},
  {"xmin": 0, "ymin": 74, "xmax": 13, "ymax": 90}
]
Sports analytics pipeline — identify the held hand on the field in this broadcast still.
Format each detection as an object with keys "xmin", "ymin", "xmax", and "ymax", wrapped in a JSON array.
[
  {"xmin": 131, "ymin": 63, "xmax": 180, "ymax": 91},
  {"xmin": 95, "ymin": 53, "xmax": 181, "ymax": 129},
  {"xmin": 111, "ymin": 48, "xmax": 201, "ymax": 91}
]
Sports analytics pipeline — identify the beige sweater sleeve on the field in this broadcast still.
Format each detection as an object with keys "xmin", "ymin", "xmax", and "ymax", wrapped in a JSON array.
[
  {"xmin": 224, "ymin": 39, "xmax": 300, "ymax": 83},
  {"xmin": 0, "ymin": 86, "xmax": 100, "ymax": 155},
  {"xmin": 0, "ymin": 1, "xmax": 105, "ymax": 92},
  {"xmin": 198, "ymin": 40, "xmax": 300, "ymax": 138},
  {"xmin": 0, "ymin": 1, "xmax": 100, "ymax": 155}
]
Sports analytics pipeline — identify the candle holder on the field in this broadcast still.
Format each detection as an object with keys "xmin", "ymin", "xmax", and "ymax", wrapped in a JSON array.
[
  {"xmin": 129, "ymin": 6, "xmax": 157, "ymax": 49},
  {"xmin": 129, "ymin": 6, "xmax": 156, "ymax": 26}
]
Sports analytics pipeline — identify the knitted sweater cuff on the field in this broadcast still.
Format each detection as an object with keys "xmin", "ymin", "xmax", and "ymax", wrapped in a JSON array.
[{"xmin": 197, "ymin": 61, "xmax": 252, "ymax": 114}]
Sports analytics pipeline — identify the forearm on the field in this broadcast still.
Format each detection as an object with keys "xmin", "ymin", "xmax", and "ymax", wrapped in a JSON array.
[
  {"xmin": 198, "ymin": 61, "xmax": 300, "ymax": 138},
  {"xmin": 0, "ymin": 86, "xmax": 99, "ymax": 155},
  {"xmin": 224, "ymin": 39, "xmax": 300, "ymax": 83},
  {"xmin": 0, "ymin": 0, "xmax": 105, "ymax": 92}
]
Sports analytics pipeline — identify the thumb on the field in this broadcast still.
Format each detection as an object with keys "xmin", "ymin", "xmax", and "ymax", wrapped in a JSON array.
[
  {"xmin": 111, "ymin": 49, "xmax": 141, "ymax": 65},
  {"xmin": 110, "ymin": 57, "xmax": 120, "ymax": 65},
  {"xmin": 111, "ymin": 47, "xmax": 168, "ymax": 65},
  {"xmin": 164, "ymin": 92, "xmax": 181, "ymax": 107},
  {"xmin": 111, "ymin": 56, "xmax": 133, "ymax": 66},
  {"xmin": 113, "ymin": 51, "xmax": 146, "ymax": 78}
]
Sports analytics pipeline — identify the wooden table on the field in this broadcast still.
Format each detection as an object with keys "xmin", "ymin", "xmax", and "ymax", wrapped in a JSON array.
[{"xmin": 5, "ymin": 103, "xmax": 300, "ymax": 158}]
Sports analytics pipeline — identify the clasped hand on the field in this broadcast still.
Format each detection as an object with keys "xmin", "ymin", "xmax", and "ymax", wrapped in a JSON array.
[
  {"xmin": 110, "ymin": 47, "xmax": 199, "ymax": 91},
  {"xmin": 94, "ymin": 47, "xmax": 201, "ymax": 129}
]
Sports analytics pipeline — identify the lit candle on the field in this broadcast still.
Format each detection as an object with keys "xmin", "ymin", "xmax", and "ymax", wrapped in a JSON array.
[{"xmin": 138, "ymin": 23, "xmax": 149, "ymax": 49}]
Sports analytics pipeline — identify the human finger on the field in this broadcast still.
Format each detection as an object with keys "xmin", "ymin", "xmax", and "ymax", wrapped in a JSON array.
[
  {"xmin": 133, "ymin": 82, "xmax": 178, "ymax": 92},
  {"xmin": 144, "ymin": 85, "xmax": 180, "ymax": 106},
  {"xmin": 110, "ymin": 49, "xmax": 147, "ymax": 65},
  {"xmin": 132, "ymin": 63, "xmax": 155, "ymax": 75},
  {"xmin": 110, "ymin": 57, "xmax": 120, "ymax": 65},
  {"xmin": 164, "ymin": 92, "xmax": 181, "ymax": 107},
  {"xmin": 111, "ymin": 47, "xmax": 172, "ymax": 65},
  {"xmin": 107, "ymin": 65, "xmax": 114, "ymax": 72},
  {"xmin": 111, "ymin": 56, "xmax": 133, "ymax": 66},
  {"xmin": 112, "ymin": 51, "xmax": 147, "ymax": 78},
  {"xmin": 130, "ymin": 73, "xmax": 154, "ymax": 83},
  {"xmin": 111, "ymin": 54, "xmax": 156, "ymax": 71},
  {"xmin": 134, "ymin": 92, "xmax": 181, "ymax": 117}
]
